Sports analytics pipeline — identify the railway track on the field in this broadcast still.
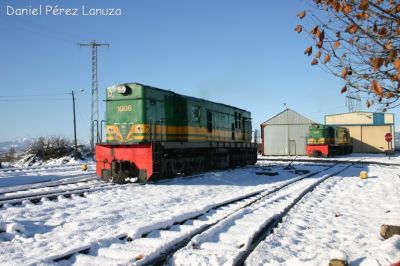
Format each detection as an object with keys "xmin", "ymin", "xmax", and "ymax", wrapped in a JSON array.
[
  {"xmin": 0, "ymin": 178, "xmax": 117, "ymax": 208},
  {"xmin": 43, "ymin": 163, "xmax": 351, "ymax": 265},
  {"xmin": 0, "ymin": 174, "xmax": 98, "ymax": 195},
  {"xmin": 0, "ymin": 163, "xmax": 87, "ymax": 174},
  {"xmin": 258, "ymin": 157, "xmax": 400, "ymax": 166}
]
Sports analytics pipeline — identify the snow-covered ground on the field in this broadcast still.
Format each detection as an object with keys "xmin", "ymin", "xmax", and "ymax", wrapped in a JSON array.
[
  {"xmin": 246, "ymin": 164, "xmax": 400, "ymax": 265},
  {"xmin": 0, "ymin": 160, "xmax": 95, "ymax": 188},
  {"xmin": 259, "ymin": 152, "xmax": 400, "ymax": 164},
  {"xmin": 0, "ymin": 157, "xmax": 399, "ymax": 265}
]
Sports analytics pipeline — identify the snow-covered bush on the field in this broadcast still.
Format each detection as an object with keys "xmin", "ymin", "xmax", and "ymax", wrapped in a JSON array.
[{"xmin": 26, "ymin": 136, "xmax": 72, "ymax": 161}]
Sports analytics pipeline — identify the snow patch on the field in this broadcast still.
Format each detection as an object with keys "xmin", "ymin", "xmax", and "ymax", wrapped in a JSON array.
[{"xmin": 329, "ymin": 249, "xmax": 348, "ymax": 261}]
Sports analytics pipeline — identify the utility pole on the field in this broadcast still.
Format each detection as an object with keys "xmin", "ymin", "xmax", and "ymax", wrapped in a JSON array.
[
  {"xmin": 71, "ymin": 89, "xmax": 84, "ymax": 160},
  {"xmin": 71, "ymin": 90, "xmax": 78, "ymax": 160},
  {"xmin": 79, "ymin": 40, "xmax": 109, "ymax": 152}
]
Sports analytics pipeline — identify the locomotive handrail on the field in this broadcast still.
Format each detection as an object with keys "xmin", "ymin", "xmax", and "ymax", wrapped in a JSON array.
[
  {"xmin": 93, "ymin": 120, "xmax": 100, "ymax": 144},
  {"xmin": 100, "ymin": 120, "xmax": 106, "ymax": 143}
]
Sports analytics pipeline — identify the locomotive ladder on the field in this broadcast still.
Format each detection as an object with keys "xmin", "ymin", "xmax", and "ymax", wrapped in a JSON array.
[{"xmin": 150, "ymin": 121, "xmax": 162, "ymax": 177}]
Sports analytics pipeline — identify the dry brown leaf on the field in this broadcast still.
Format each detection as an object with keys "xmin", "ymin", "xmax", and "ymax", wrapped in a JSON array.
[
  {"xmin": 323, "ymin": 53, "xmax": 331, "ymax": 64},
  {"xmin": 385, "ymin": 91, "xmax": 393, "ymax": 98},
  {"xmin": 297, "ymin": 11, "xmax": 306, "ymax": 19},
  {"xmin": 393, "ymin": 58, "xmax": 400, "ymax": 72},
  {"xmin": 366, "ymin": 100, "xmax": 371, "ymax": 108},
  {"xmin": 316, "ymin": 41, "xmax": 323, "ymax": 49},
  {"xmin": 370, "ymin": 57, "xmax": 384, "ymax": 71},
  {"xmin": 385, "ymin": 42, "xmax": 393, "ymax": 50},
  {"xmin": 319, "ymin": 30, "xmax": 325, "ymax": 42},
  {"xmin": 378, "ymin": 27, "xmax": 388, "ymax": 36},
  {"xmin": 311, "ymin": 26, "xmax": 319, "ymax": 36},
  {"xmin": 333, "ymin": 40, "xmax": 341, "ymax": 49},
  {"xmin": 373, "ymin": 23, "xmax": 378, "ymax": 32},
  {"xmin": 391, "ymin": 73, "xmax": 400, "ymax": 81},
  {"xmin": 341, "ymin": 86, "xmax": 347, "ymax": 94},
  {"xmin": 359, "ymin": 0, "xmax": 369, "ymax": 10},
  {"xmin": 333, "ymin": 2, "xmax": 341, "ymax": 12},
  {"xmin": 346, "ymin": 24, "xmax": 358, "ymax": 34},
  {"xmin": 311, "ymin": 58, "xmax": 319, "ymax": 65},
  {"xmin": 295, "ymin": 25, "xmax": 303, "ymax": 33},
  {"xmin": 343, "ymin": 4, "xmax": 352, "ymax": 14},
  {"xmin": 356, "ymin": 12, "xmax": 369, "ymax": 20},
  {"xmin": 304, "ymin": 46, "xmax": 313, "ymax": 56},
  {"xmin": 371, "ymin": 80, "xmax": 383, "ymax": 97},
  {"xmin": 315, "ymin": 50, "xmax": 322, "ymax": 59},
  {"xmin": 342, "ymin": 67, "xmax": 348, "ymax": 79}
]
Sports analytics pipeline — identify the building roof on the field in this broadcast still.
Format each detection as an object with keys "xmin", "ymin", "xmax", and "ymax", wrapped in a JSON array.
[
  {"xmin": 261, "ymin": 108, "xmax": 318, "ymax": 126},
  {"xmin": 325, "ymin": 111, "xmax": 393, "ymax": 117}
]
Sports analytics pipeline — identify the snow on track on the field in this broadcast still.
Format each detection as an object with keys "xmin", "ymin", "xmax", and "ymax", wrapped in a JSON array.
[
  {"xmin": 245, "ymin": 164, "xmax": 400, "ymax": 265},
  {"xmin": 0, "ymin": 162, "xmax": 95, "ymax": 188},
  {"xmin": 0, "ymin": 164, "xmax": 327, "ymax": 265},
  {"xmin": 169, "ymin": 164, "xmax": 348, "ymax": 265},
  {"xmin": 0, "ymin": 175, "xmax": 98, "ymax": 196},
  {"xmin": 53, "ymin": 165, "xmax": 345, "ymax": 265}
]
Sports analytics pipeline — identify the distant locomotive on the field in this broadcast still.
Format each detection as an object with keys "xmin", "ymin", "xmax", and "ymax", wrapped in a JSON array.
[
  {"xmin": 96, "ymin": 83, "xmax": 257, "ymax": 183},
  {"xmin": 306, "ymin": 125, "xmax": 352, "ymax": 157}
]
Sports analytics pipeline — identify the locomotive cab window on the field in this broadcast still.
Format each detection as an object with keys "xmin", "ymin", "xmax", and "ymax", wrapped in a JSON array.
[
  {"xmin": 207, "ymin": 110, "xmax": 212, "ymax": 132},
  {"xmin": 234, "ymin": 112, "xmax": 241, "ymax": 129},
  {"xmin": 192, "ymin": 106, "xmax": 201, "ymax": 122}
]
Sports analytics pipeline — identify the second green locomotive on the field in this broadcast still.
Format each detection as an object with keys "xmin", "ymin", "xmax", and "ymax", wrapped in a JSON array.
[
  {"xmin": 306, "ymin": 125, "xmax": 352, "ymax": 157},
  {"xmin": 96, "ymin": 83, "xmax": 257, "ymax": 183}
]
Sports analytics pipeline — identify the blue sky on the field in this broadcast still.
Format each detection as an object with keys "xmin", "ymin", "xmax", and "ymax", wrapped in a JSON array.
[{"xmin": 0, "ymin": 0, "xmax": 397, "ymax": 142}]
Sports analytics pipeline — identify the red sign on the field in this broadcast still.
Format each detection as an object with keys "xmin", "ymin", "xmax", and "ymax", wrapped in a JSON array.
[{"xmin": 385, "ymin": 133, "xmax": 392, "ymax": 142}]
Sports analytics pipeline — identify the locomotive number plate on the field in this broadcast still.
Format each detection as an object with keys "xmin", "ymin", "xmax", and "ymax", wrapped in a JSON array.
[{"xmin": 117, "ymin": 105, "xmax": 133, "ymax": 112}]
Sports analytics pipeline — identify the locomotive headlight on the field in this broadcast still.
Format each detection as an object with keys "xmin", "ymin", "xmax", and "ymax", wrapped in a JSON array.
[{"xmin": 116, "ymin": 85, "xmax": 127, "ymax": 94}]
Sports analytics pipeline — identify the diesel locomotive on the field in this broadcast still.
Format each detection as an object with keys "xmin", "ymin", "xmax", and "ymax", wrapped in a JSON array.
[
  {"xmin": 96, "ymin": 83, "xmax": 257, "ymax": 183},
  {"xmin": 306, "ymin": 125, "xmax": 353, "ymax": 157}
]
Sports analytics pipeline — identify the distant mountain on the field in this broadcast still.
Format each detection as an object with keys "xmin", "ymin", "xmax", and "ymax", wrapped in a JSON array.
[{"xmin": 0, "ymin": 138, "xmax": 34, "ymax": 154}]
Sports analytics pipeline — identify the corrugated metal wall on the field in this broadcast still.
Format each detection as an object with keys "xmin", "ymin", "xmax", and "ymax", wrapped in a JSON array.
[
  {"xmin": 264, "ymin": 125, "xmax": 288, "ymax": 155},
  {"xmin": 263, "ymin": 124, "xmax": 309, "ymax": 155}
]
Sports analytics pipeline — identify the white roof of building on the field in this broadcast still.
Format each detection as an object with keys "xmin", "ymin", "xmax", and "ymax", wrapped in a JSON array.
[{"xmin": 261, "ymin": 108, "xmax": 318, "ymax": 126}]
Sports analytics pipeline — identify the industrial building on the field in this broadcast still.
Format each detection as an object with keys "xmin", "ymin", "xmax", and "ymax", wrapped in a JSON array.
[
  {"xmin": 261, "ymin": 109, "xmax": 317, "ymax": 156},
  {"xmin": 325, "ymin": 112, "xmax": 395, "ymax": 153}
]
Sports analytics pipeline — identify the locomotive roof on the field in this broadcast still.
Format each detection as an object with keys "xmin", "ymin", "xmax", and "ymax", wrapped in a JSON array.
[{"xmin": 114, "ymin": 82, "xmax": 251, "ymax": 115}]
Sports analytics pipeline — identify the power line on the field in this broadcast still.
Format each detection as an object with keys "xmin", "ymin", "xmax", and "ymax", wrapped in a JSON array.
[
  {"xmin": 0, "ymin": 98, "xmax": 69, "ymax": 102},
  {"xmin": 0, "ymin": 92, "xmax": 69, "ymax": 98}
]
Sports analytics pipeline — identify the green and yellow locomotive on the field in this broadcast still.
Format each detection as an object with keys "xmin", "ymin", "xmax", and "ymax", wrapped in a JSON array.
[
  {"xmin": 96, "ymin": 83, "xmax": 257, "ymax": 183},
  {"xmin": 306, "ymin": 125, "xmax": 352, "ymax": 157}
]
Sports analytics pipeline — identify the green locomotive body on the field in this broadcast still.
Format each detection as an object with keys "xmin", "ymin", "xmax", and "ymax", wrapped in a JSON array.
[
  {"xmin": 105, "ymin": 83, "xmax": 253, "ymax": 144},
  {"xmin": 96, "ymin": 83, "xmax": 257, "ymax": 183},
  {"xmin": 306, "ymin": 124, "xmax": 352, "ymax": 157}
]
